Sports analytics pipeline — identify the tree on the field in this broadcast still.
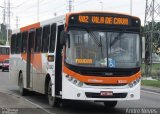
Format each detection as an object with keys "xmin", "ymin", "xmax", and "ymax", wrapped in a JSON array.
[
  {"xmin": 144, "ymin": 22, "xmax": 160, "ymax": 55},
  {"xmin": 0, "ymin": 24, "xmax": 7, "ymax": 45}
]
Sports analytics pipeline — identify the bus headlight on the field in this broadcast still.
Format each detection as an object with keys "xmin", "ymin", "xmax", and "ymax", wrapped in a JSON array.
[
  {"xmin": 128, "ymin": 77, "xmax": 141, "ymax": 88},
  {"xmin": 65, "ymin": 75, "xmax": 84, "ymax": 87},
  {"xmin": 73, "ymin": 80, "xmax": 78, "ymax": 84}
]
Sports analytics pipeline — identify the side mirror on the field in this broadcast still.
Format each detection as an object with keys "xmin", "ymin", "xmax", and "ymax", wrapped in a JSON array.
[
  {"xmin": 60, "ymin": 30, "xmax": 68, "ymax": 46},
  {"xmin": 67, "ymin": 36, "xmax": 70, "ymax": 48}
]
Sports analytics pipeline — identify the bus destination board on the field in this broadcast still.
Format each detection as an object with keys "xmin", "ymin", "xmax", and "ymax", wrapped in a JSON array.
[{"xmin": 78, "ymin": 15, "xmax": 129, "ymax": 25}]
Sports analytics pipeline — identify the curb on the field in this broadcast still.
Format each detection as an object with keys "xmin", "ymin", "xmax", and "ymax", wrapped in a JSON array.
[{"xmin": 141, "ymin": 86, "xmax": 160, "ymax": 94}]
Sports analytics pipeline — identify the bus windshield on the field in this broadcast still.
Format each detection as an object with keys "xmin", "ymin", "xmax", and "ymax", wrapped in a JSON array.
[
  {"xmin": 65, "ymin": 29, "xmax": 140, "ymax": 68},
  {"xmin": 0, "ymin": 47, "xmax": 9, "ymax": 55}
]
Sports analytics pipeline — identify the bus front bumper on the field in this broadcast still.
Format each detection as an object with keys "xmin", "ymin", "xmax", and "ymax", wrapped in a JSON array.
[{"xmin": 62, "ymin": 76, "xmax": 140, "ymax": 101}]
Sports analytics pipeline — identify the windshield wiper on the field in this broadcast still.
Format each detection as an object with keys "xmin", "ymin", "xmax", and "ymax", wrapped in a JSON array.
[
  {"xmin": 87, "ymin": 30, "xmax": 102, "ymax": 47},
  {"xmin": 86, "ymin": 29, "xmax": 104, "ymax": 58},
  {"xmin": 83, "ymin": 27, "xmax": 103, "ymax": 57},
  {"xmin": 80, "ymin": 27, "xmax": 102, "ymax": 47},
  {"xmin": 110, "ymin": 32, "xmax": 123, "ymax": 47}
]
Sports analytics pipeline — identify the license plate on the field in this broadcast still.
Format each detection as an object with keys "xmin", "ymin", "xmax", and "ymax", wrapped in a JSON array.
[{"xmin": 100, "ymin": 91, "xmax": 113, "ymax": 96}]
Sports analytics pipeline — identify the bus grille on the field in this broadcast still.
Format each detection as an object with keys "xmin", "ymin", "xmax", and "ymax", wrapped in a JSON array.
[{"xmin": 79, "ymin": 69, "xmax": 138, "ymax": 77}]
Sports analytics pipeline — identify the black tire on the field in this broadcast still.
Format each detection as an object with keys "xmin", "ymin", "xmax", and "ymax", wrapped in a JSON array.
[
  {"xmin": 47, "ymin": 80, "xmax": 59, "ymax": 107},
  {"xmin": 19, "ymin": 73, "xmax": 28, "ymax": 96},
  {"xmin": 2, "ymin": 68, "xmax": 4, "ymax": 72},
  {"xmin": 104, "ymin": 101, "xmax": 117, "ymax": 108}
]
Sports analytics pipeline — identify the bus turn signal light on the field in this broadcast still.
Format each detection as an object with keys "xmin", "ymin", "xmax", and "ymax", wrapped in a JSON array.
[{"xmin": 47, "ymin": 55, "xmax": 54, "ymax": 62}]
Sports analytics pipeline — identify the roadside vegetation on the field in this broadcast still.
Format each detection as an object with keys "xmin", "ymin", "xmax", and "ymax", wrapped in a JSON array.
[
  {"xmin": 141, "ymin": 80, "xmax": 160, "ymax": 88},
  {"xmin": 141, "ymin": 63, "xmax": 160, "ymax": 88}
]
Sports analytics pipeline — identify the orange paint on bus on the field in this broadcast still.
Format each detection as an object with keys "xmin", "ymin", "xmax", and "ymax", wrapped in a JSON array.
[
  {"xmin": 63, "ymin": 65, "xmax": 141, "ymax": 85},
  {"xmin": 21, "ymin": 53, "xmax": 42, "ymax": 72},
  {"xmin": 20, "ymin": 23, "xmax": 40, "ymax": 32},
  {"xmin": 0, "ymin": 55, "xmax": 9, "ymax": 62}
]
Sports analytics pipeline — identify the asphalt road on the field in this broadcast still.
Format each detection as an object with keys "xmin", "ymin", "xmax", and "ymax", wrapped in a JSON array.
[{"xmin": 0, "ymin": 70, "xmax": 160, "ymax": 114}]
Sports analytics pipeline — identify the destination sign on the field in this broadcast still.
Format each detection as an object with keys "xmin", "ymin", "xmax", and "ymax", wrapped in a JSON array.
[
  {"xmin": 78, "ymin": 15, "xmax": 129, "ymax": 25},
  {"xmin": 68, "ymin": 13, "xmax": 140, "ymax": 32}
]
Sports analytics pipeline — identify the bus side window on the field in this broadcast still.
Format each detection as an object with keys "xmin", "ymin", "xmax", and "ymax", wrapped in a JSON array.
[
  {"xmin": 16, "ymin": 33, "xmax": 22, "ymax": 54},
  {"xmin": 0, "ymin": 47, "xmax": 1, "ymax": 54},
  {"xmin": 42, "ymin": 25, "xmax": 50, "ymax": 53},
  {"xmin": 49, "ymin": 23, "xmax": 56, "ymax": 53},
  {"xmin": 29, "ymin": 30, "xmax": 35, "ymax": 51},
  {"xmin": 6, "ymin": 48, "xmax": 9, "ymax": 55},
  {"xmin": 1, "ymin": 47, "xmax": 5, "ymax": 54},
  {"xmin": 11, "ymin": 34, "xmax": 17, "ymax": 54},
  {"xmin": 35, "ymin": 27, "xmax": 42, "ymax": 53},
  {"xmin": 21, "ymin": 31, "xmax": 28, "ymax": 53}
]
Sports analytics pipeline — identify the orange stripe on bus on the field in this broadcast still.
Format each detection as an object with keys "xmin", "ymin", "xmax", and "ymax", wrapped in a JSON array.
[
  {"xmin": 21, "ymin": 53, "xmax": 27, "ymax": 61},
  {"xmin": 21, "ymin": 53, "xmax": 42, "ymax": 72},
  {"xmin": 0, "ymin": 55, "xmax": 9, "ymax": 62},
  {"xmin": 32, "ymin": 53, "xmax": 42, "ymax": 72},
  {"xmin": 20, "ymin": 22, "xmax": 40, "ymax": 32},
  {"xmin": 63, "ymin": 65, "xmax": 141, "ymax": 84}
]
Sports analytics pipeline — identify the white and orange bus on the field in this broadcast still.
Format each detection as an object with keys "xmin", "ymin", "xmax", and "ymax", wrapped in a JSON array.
[
  {"xmin": 0, "ymin": 45, "xmax": 10, "ymax": 68},
  {"xmin": 10, "ymin": 11, "xmax": 141, "ymax": 108}
]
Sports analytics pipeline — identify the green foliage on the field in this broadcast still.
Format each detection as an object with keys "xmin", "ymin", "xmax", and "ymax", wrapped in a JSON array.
[
  {"xmin": 141, "ymin": 63, "xmax": 160, "ymax": 78},
  {"xmin": 144, "ymin": 22, "xmax": 160, "ymax": 54},
  {"xmin": 0, "ymin": 24, "xmax": 7, "ymax": 45},
  {"xmin": 142, "ymin": 80, "xmax": 160, "ymax": 88}
]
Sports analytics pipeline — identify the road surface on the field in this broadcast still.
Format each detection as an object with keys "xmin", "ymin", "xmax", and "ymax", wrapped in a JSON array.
[{"xmin": 0, "ymin": 70, "xmax": 160, "ymax": 114}]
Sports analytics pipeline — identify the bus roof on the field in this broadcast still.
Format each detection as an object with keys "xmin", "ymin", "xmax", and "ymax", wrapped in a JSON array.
[
  {"xmin": 12, "ymin": 11, "xmax": 140, "ymax": 34},
  {"xmin": 12, "ymin": 14, "xmax": 66, "ymax": 34},
  {"xmin": 0, "ymin": 45, "xmax": 10, "ymax": 48},
  {"xmin": 66, "ymin": 11, "xmax": 140, "ymax": 19}
]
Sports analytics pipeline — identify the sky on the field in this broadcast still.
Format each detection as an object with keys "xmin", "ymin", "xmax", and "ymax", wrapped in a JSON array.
[{"xmin": 0, "ymin": 0, "xmax": 146, "ymax": 29}]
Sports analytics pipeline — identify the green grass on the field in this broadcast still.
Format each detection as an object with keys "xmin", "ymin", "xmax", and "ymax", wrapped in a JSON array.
[{"xmin": 141, "ymin": 80, "xmax": 160, "ymax": 88}]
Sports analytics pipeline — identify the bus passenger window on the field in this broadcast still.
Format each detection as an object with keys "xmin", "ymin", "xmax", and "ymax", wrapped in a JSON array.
[
  {"xmin": 1, "ymin": 47, "xmax": 6, "ymax": 54},
  {"xmin": 49, "ymin": 23, "xmax": 56, "ymax": 53},
  {"xmin": 42, "ymin": 25, "xmax": 50, "ymax": 53},
  {"xmin": 6, "ymin": 48, "xmax": 9, "ymax": 55},
  {"xmin": 16, "ymin": 33, "xmax": 22, "ymax": 54},
  {"xmin": 29, "ymin": 31, "xmax": 35, "ymax": 50},
  {"xmin": 11, "ymin": 34, "xmax": 17, "ymax": 54},
  {"xmin": 21, "ymin": 32, "xmax": 28, "ymax": 53},
  {"xmin": 0, "ymin": 47, "xmax": 1, "ymax": 54},
  {"xmin": 35, "ymin": 28, "xmax": 42, "ymax": 52}
]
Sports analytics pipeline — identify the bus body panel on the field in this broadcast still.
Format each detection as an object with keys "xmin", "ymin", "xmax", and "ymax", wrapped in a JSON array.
[
  {"xmin": 10, "ymin": 11, "xmax": 141, "ymax": 104},
  {"xmin": 62, "ymin": 73, "xmax": 140, "ymax": 100},
  {"xmin": 10, "ymin": 17, "xmax": 65, "ymax": 95},
  {"xmin": 9, "ymin": 55, "xmax": 26, "ymax": 87}
]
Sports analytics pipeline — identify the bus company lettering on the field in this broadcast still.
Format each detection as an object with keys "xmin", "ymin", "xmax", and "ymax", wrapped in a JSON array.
[
  {"xmin": 88, "ymin": 79, "xmax": 103, "ymax": 83},
  {"xmin": 78, "ymin": 15, "xmax": 129, "ymax": 25},
  {"xmin": 76, "ymin": 59, "xmax": 93, "ymax": 64}
]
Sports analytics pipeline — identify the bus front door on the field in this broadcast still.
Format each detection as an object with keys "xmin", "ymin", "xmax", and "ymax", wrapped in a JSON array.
[{"xmin": 26, "ymin": 30, "xmax": 35, "ymax": 89}]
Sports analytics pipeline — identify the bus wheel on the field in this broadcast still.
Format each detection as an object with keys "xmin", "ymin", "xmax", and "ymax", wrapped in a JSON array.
[
  {"xmin": 47, "ymin": 80, "xmax": 58, "ymax": 107},
  {"xmin": 19, "ymin": 73, "xmax": 27, "ymax": 96},
  {"xmin": 103, "ymin": 101, "xmax": 117, "ymax": 108}
]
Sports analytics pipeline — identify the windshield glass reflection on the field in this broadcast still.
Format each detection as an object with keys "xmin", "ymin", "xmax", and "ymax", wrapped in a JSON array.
[{"xmin": 65, "ymin": 30, "xmax": 140, "ymax": 68}]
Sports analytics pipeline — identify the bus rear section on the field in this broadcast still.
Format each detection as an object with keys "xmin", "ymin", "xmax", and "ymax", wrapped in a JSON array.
[{"xmin": 0, "ymin": 45, "xmax": 10, "ymax": 69}]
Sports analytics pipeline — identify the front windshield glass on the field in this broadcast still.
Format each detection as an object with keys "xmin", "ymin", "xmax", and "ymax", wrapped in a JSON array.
[{"xmin": 65, "ymin": 29, "xmax": 140, "ymax": 68}]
